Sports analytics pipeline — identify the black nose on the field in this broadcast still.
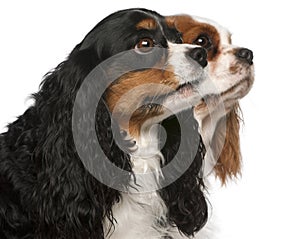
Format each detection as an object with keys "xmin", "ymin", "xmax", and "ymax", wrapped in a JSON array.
[
  {"xmin": 189, "ymin": 47, "xmax": 208, "ymax": 67},
  {"xmin": 236, "ymin": 48, "xmax": 253, "ymax": 65}
]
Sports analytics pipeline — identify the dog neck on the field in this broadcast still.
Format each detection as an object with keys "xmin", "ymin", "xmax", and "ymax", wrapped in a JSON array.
[
  {"xmin": 130, "ymin": 123, "xmax": 164, "ymax": 192},
  {"xmin": 104, "ymin": 124, "xmax": 171, "ymax": 239}
]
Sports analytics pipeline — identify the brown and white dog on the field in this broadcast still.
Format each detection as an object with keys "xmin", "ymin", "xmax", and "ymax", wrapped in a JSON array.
[{"xmin": 166, "ymin": 15, "xmax": 254, "ymax": 184}]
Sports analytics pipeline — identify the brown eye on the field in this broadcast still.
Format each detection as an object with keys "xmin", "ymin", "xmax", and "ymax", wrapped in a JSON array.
[
  {"xmin": 194, "ymin": 35, "xmax": 212, "ymax": 49},
  {"xmin": 135, "ymin": 38, "xmax": 155, "ymax": 54}
]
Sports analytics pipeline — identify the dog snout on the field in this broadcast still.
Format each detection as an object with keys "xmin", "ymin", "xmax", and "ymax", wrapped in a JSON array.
[
  {"xmin": 189, "ymin": 47, "xmax": 208, "ymax": 67},
  {"xmin": 236, "ymin": 48, "xmax": 253, "ymax": 65}
]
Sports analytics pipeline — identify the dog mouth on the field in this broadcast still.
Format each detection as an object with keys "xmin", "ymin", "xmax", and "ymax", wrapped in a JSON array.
[
  {"xmin": 200, "ymin": 76, "xmax": 253, "ymax": 104},
  {"xmin": 175, "ymin": 80, "xmax": 199, "ymax": 97},
  {"xmin": 176, "ymin": 82, "xmax": 193, "ymax": 93},
  {"xmin": 138, "ymin": 80, "xmax": 201, "ymax": 114},
  {"xmin": 221, "ymin": 76, "xmax": 253, "ymax": 98},
  {"xmin": 142, "ymin": 80, "xmax": 200, "ymax": 104}
]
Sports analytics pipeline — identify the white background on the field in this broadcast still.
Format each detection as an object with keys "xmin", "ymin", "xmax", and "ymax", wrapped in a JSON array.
[{"xmin": 1, "ymin": 1, "xmax": 299, "ymax": 238}]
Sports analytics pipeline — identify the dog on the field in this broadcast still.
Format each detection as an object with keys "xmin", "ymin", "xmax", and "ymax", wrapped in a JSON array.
[
  {"xmin": 0, "ymin": 8, "xmax": 209, "ymax": 239},
  {"xmin": 0, "ymin": 8, "xmax": 254, "ymax": 239},
  {"xmin": 166, "ymin": 15, "xmax": 254, "ymax": 184}
]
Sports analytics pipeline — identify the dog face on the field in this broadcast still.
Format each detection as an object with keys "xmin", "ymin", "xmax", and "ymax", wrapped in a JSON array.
[
  {"xmin": 166, "ymin": 15, "xmax": 254, "ymax": 102},
  {"xmin": 166, "ymin": 15, "xmax": 254, "ymax": 182},
  {"xmin": 80, "ymin": 10, "xmax": 208, "ymax": 137}
]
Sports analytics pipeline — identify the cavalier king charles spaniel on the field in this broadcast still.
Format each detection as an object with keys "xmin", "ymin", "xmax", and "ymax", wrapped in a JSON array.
[
  {"xmin": 0, "ymin": 8, "xmax": 254, "ymax": 239},
  {"xmin": 166, "ymin": 15, "xmax": 254, "ymax": 184}
]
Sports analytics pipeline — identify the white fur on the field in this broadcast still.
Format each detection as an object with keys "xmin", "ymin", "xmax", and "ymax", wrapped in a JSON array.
[
  {"xmin": 104, "ymin": 126, "xmax": 213, "ymax": 239},
  {"xmin": 168, "ymin": 42, "xmax": 208, "ymax": 85},
  {"xmin": 104, "ymin": 126, "xmax": 166, "ymax": 238}
]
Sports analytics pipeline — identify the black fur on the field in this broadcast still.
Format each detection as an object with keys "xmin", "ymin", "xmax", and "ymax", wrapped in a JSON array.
[
  {"xmin": 160, "ymin": 111, "xmax": 208, "ymax": 236},
  {"xmin": 0, "ymin": 8, "xmax": 207, "ymax": 238}
]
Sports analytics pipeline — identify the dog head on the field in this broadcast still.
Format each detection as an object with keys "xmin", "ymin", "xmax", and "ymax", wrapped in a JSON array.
[
  {"xmin": 70, "ymin": 8, "xmax": 211, "ymax": 183},
  {"xmin": 77, "ymin": 9, "xmax": 208, "ymax": 140},
  {"xmin": 166, "ymin": 15, "xmax": 254, "ymax": 183}
]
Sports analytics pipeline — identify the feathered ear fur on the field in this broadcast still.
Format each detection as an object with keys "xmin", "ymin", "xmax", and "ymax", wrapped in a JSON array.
[
  {"xmin": 29, "ymin": 46, "xmax": 131, "ymax": 238},
  {"xmin": 159, "ymin": 109, "xmax": 208, "ymax": 237},
  {"xmin": 213, "ymin": 103, "xmax": 242, "ymax": 184}
]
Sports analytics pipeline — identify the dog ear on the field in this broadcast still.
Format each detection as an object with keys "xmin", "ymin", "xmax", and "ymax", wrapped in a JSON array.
[
  {"xmin": 159, "ymin": 110, "xmax": 208, "ymax": 236},
  {"xmin": 213, "ymin": 103, "xmax": 242, "ymax": 184},
  {"xmin": 32, "ymin": 47, "xmax": 131, "ymax": 237}
]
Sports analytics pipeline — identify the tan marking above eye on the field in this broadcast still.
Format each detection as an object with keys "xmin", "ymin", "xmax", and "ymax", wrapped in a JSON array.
[{"xmin": 136, "ymin": 18, "xmax": 158, "ymax": 30}]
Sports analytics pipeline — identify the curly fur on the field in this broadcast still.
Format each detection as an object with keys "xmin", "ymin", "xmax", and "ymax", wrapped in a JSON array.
[
  {"xmin": 0, "ymin": 8, "xmax": 208, "ymax": 239},
  {"xmin": 160, "ymin": 110, "xmax": 208, "ymax": 236},
  {"xmin": 0, "ymin": 39, "xmax": 133, "ymax": 238}
]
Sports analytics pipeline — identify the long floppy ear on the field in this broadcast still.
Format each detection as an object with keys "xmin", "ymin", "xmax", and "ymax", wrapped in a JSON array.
[
  {"xmin": 159, "ymin": 109, "xmax": 208, "ymax": 237},
  {"xmin": 32, "ymin": 47, "xmax": 131, "ymax": 237},
  {"xmin": 213, "ymin": 103, "xmax": 242, "ymax": 184}
]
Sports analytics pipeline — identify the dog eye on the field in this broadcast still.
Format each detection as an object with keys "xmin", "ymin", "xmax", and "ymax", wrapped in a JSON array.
[
  {"xmin": 194, "ymin": 35, "xmax": 212, "ymax": 49},
  {"xmin": 135, "ymin": 38, "xmax": 155, "ymax": 54}
]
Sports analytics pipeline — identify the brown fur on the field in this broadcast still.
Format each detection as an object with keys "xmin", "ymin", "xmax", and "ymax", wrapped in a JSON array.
[
  {"xmin": 136, "ymin": 18, "xmax": 158, "ymax": 30},
  {"xmin": 213, "ymin": 104, "xmax": 242, "ymax": 184},
  {"xmin": 166, "ymin": 15, "xmax": 221, "ymax": 60},
  {"xmin": 106, "ymin": 68, "xmax": 178, "ymax": 137}
]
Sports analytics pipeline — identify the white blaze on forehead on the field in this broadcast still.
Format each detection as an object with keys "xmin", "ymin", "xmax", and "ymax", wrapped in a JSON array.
[{"xmin": 192, "ymin": 16, "xmax": 232, "ymax": 45}]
